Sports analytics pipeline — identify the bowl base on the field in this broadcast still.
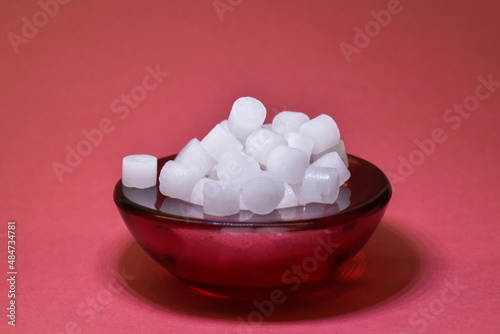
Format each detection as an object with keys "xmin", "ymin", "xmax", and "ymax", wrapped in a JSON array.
[
  {"xmin": 184, "ymin": 278, "xmax": 342, "ymax": 301},
  {"xmin": 180, "ymin": 253, "xmax": 367, "ymax": 301}
]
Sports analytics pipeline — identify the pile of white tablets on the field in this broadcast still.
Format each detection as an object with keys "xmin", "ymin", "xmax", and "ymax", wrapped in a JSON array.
[{"xmin": 122, "ymin": 97, "xmax": 349, "ymax": 216}]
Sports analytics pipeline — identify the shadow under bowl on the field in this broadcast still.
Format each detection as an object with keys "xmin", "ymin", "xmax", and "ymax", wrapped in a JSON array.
[{"xmin": 113, "ymin": 154, "xmax": 392, "ymax": 300}]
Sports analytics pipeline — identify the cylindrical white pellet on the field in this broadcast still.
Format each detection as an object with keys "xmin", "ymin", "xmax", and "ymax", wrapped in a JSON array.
[
  {"xmin": 241, "ymin": 171, "xmax": 285, "ymax": 215},
  {"xmin": 267, "ymin": 145, "xmax": 309, "ymax": 185},
  {"xmin": 228, "ymin": 97, "xmax": 267, "ymax": 140},
  {"xmin": 203, "ymin": 181, "xmax": 240, "ymax": 216},
  {"xmin": 299, "ymin": 165, "xmax": 340, "ymax": 205},
  {"xmin": 299, "ymin": 114, "xmax": 340, "ymax": 154},
  {"xmin": 216, "ymin": 150, "xmax": 260, "ymax": 187},
  {"xmin": 122, "ymin": 154, "xmax": 157, "ymax": 189},
  {"xmin": 245, "ymin": 128, "xmax": 287, "ymax": 166},
  {"xmin": 201, "ymin": 123, "xmax": 243, "ymax": 161},
  {"xmin": 311, "ymin": 151, "xmax": 351, "ymax": 184},
  {"xmin": 159, "ymin": 160, "xmax": 202, "ymax": 202},
  {"xmin": 272, "ymin": 111, "xmax": 310, "ymax": 135},
  {"xmin": 284, "ymin": 132, "xmax": 314, "ymax": 160},
  {"xmin": 311, "ymin": 139, "xmax": 348, "ymax": 167},
  {"xmin": 190, "ymin": 177, "xmax": 212, "ymax": 206},
  {"xmin": 175, "ymin": 138, "xmax": 216, "ymax": 178}
]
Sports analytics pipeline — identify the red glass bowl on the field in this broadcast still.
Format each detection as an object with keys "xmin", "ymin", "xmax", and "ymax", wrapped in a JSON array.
[{"xmin": 113, "ymin": 154, "xmax": 392, "ymax": 299}]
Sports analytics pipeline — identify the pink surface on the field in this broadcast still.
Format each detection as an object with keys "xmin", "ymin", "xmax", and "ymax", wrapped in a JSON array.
[{"xmin": 1, "ymin": 0, "xmax": 499, "ymax": 333}]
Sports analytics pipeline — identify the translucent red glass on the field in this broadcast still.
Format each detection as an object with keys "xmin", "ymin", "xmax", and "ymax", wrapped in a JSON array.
[{"xmin": 114, "ymin": 154, "xmax": 392, "ymax": 299}]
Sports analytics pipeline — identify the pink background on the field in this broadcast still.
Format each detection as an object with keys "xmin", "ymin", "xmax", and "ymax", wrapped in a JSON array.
[{"xmin": 1, "ymin": 0, "xmax": 499, "ymax": 333}]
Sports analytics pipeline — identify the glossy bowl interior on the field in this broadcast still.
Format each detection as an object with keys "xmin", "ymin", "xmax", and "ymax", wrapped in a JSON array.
[{"xmin": 114, "ymin": 154, "xmax": 392, "ymax": 299}]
